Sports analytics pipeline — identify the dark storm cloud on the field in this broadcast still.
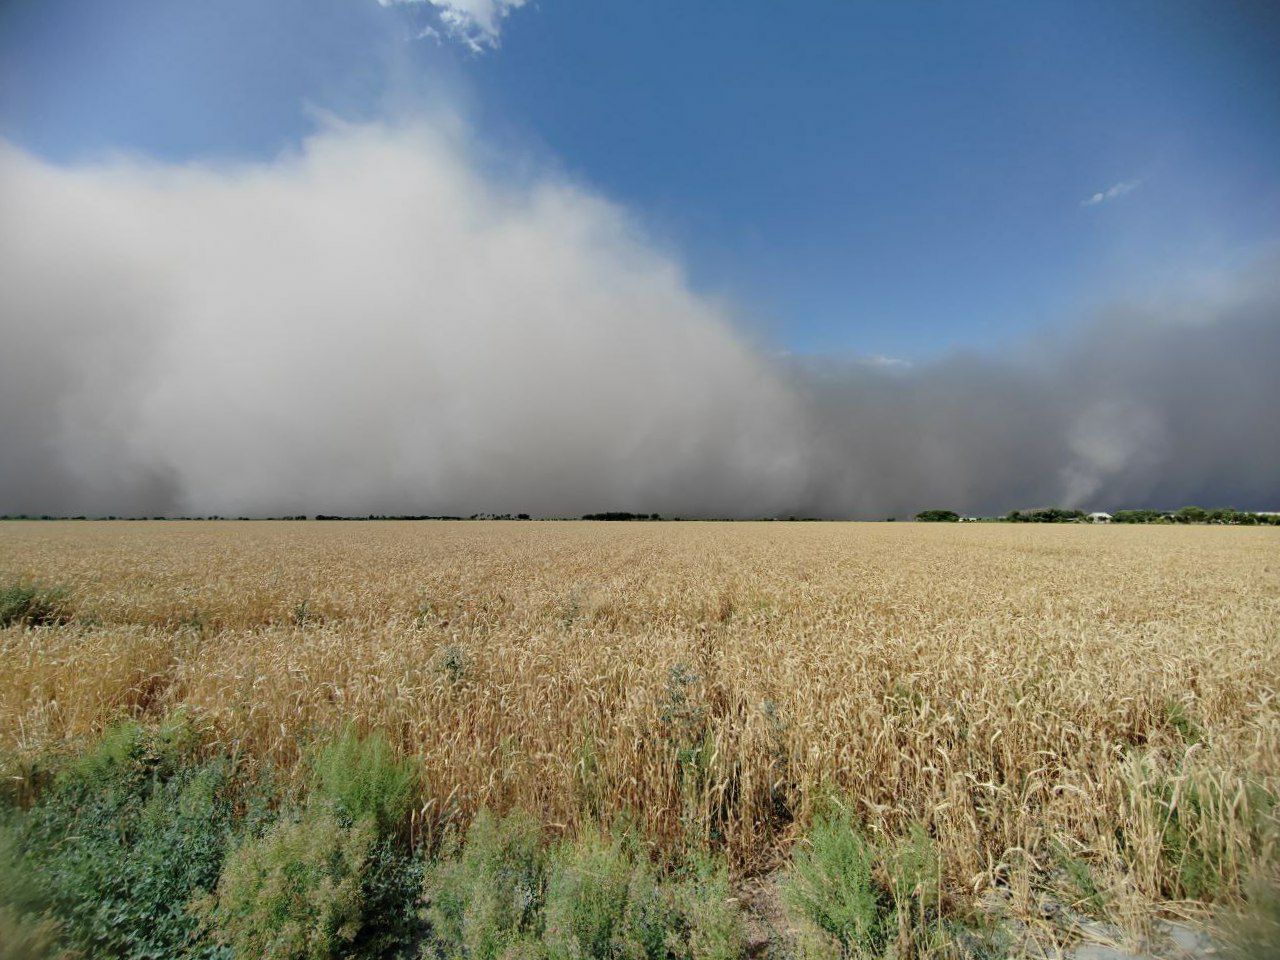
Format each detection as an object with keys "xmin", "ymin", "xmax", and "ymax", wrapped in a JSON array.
[{"xmin": 789, "ymin": 268, "xmax": 1280, "ymax": 516}]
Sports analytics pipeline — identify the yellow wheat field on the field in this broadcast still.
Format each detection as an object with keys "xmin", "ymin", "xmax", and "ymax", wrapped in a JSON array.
[{"xmin": 2, "ymin": 520, "xmax": 1278, "ymax": 920}]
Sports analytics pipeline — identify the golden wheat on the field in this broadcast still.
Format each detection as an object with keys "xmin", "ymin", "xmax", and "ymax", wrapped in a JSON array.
[{"xmin": 2, "ymin": 520, "xmax": 1277, "ymax": 924}]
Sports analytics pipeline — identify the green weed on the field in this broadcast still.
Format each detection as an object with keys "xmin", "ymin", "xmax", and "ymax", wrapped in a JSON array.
[
  {"xmin": 207, "ymin": 810, "xmax": 373, "ymax": 960},
  {"xmin": 425, "ymin": 810, "xmax": 548, "ymax": 960},
  {"xmin": 310, "ymin": 726, "xmax": 418, "ymax": 836},
  {"xmin": 6, "ymin": 720, "xmax": 238, "ymax": 959},
  {"xmin": 0, "ymin": 583, "xmax": 67, "ymax": 628}
]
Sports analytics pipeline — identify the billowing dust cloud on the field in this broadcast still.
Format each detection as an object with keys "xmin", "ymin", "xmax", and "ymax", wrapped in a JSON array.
[{"xmin": 2, "ymin": 123, "xmax": 1277, "ymax": 517}]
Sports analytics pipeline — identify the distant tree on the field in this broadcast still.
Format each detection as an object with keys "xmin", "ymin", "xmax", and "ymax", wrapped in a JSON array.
[
  {"xmin": 1006, "ymin": 508, "xmax": 1086, "ymax": 523},
  {"xmin": 915, "ymin": 510, "xmax": 959, "ymax": 522},
  {"xmin": 1175, "ymin": 505, "xmax": 1207, "ymax": 524},
  {"xmin": 1112, "ymin": 509, "xmax": 1164, "ymax": 523}
]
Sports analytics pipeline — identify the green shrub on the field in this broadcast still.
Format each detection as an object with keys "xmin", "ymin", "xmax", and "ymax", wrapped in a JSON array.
[
  {"xmin": 425, "ymin": 810, "xmax": 548, "ymax": 960},
  {"xmin": 543, "ymin": 829, "xmax": 684, "ymax": 960},
  {"xmin": 207, "ymin": 810, "xmax": 374, "ymax": 960},
  {"xmin": 7, "ymin": 723, "xmax": 427, "ymax": 960},
  {"xmin": 430, "ymin": 816, "xmax": 744, "ymax": 960},
  {"xmin": 348, "ymin": 836, "xmax": 428, "ymax": 959},
  {"xmin": 0, "ymin": 831, "xmax": 68, "ymax": 960},
  {"xmin": 306, "ymin": 728, "xmax": 427, "ymax": 959},
  {"xmin": 6, "ymin": 720, "xmax": 238, "ymax": 959},
  {"xmin": 0, "ymin": 583, "xmax": 67, "ymax": 628},
  {"xmin": 310, "ymin": 726, "xmax": 418, "ymax": 835},
  {"xmin": 56, "ymin": 719, "xmax": 151, "ymax": 792},
  {"xmin": 210, "ymin": 725, "xmax": 426, "ymax": 960},
  {"xmin": 783, "ymin": 810, "xmax": 943, "ymax": 959},
  {"xmin": 784, "ymin": 811, "xmax": 889, "ymax": 956},
  {"xmin": 672, "ymin": 856, "xmax": 745, "ymax": 960},
  {"xmin": 544, "ymin": 831, "xmax": 637, "ymax": 960}
]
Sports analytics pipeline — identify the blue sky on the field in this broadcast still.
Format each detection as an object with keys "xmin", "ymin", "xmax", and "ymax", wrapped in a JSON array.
[{"xmin": 2, "ymin": 0, "xmax": 1277, "ymax": 362}]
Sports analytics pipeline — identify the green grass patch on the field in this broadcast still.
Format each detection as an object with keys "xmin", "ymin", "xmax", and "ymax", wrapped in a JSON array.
[{"xmin": 0, "ymin": 583, "xmax": 67, "ymax": 628}]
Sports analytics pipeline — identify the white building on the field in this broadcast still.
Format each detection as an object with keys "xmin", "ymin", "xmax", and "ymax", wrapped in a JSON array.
[{"xmin": 1087, "ymin": 512, "xmax": 1112, "ymax": 523}]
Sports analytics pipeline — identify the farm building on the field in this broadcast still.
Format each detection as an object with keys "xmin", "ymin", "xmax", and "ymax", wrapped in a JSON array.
[{"xmin": 1088, "ymin": 512, "xmax": 1112, "ymax": 523}]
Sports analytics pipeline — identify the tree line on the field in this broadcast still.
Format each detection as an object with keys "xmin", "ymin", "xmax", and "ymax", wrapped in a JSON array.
[
  {"xmin": 914, "ymin": 506, "xmax": 1279, "ymax": 524},
  {"xmin": 3, "ymin": 508, "xmax": 1276, "ymax": 524}
]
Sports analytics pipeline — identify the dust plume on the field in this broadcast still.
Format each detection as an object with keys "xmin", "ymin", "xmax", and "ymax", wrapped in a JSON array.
[{"xmin": 1, "ymin": 121, "xmax": 1277, "ymax": 517}]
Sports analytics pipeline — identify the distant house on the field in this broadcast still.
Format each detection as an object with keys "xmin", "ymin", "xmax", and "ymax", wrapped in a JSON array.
[{"xmin": 1087, "ymin": 512, "xmax": 1112, "ymax": 523}]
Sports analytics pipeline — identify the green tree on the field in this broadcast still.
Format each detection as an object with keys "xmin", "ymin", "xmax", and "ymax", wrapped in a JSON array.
[{"xmin": 914, "ymin": 510, "xmax": 959, "ymax": 522}]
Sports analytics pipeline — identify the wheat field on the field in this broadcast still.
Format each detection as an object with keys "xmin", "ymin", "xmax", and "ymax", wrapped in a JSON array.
[{"xmin": 2, "ymin": 519, "xmax": 1278, "ymax": 926}]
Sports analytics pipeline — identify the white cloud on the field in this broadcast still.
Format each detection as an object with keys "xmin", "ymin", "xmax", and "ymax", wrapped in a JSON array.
[
  {"xmin": 378, "ymin": 0, "xmax": 527, "ymax": 51},
  {"xmin": 1082, "ymin": 179, "xmax": 1140, "ymax": 206}
]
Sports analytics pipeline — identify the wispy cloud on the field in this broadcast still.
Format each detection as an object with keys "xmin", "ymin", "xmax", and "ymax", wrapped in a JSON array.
[
  {"xmin": 378, "ymin": 0, "xmax": 527, "ymax": 52},
  {"xmin": 1082, "ymin": 179, "xmax": 1141, "ymax": 207},
  {"xmin": 864, "ymin": 354, "xmax": 912, "ymax": 370}
]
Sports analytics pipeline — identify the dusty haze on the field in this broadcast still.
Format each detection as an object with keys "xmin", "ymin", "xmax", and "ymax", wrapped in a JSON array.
[{"xmin": 2, "ymin": 121, "xmax": 1278, "ymax": 518}]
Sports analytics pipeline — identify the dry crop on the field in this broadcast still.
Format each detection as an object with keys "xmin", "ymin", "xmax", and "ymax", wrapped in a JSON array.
[{"xmin": 2, "ymin": 519, "xmax": 1278, "ymax": 930}]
